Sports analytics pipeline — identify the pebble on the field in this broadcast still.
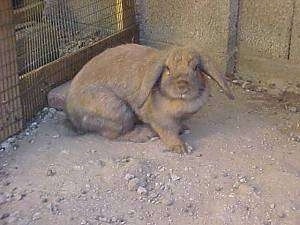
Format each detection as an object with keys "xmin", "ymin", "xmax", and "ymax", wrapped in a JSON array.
[
  {"xmin": 0, "ymin": 193, "xmax": 7, "ymax": 205},
  {"xmin": 185, "ymin": 143, "xmax": 193, "ymax": 153},
  {"xmin": 95, "ymin": 215, "xmax": 109, "ymax": 222},
  {"xmin": 182, "ymin": 129, "xmax": 191, "ymax": 135},
  {"xmin": 137, "ymin": 186, "xmax": 148, "ymax": 195},
  {"xmin": 46, "ymin": 168, "xmax": 56, "ymax": 176},
  {"xmin": 291, "ymin": 135, "xmax": 300, "ymax": 142},
  {"xmin": 41, "ymin": 196, "xmax": 48, "ymax": 203},
  {"xmin": 162, "ymin": 196, "xmax": 174, "ymax": 206},
  {"xmin": 80, "ymin": 219, "xmax": 88, "ymax": 225},
  {"xmin": 124, "ymin": 173, "xmax": 135, "ymax": 181},
  {"xmin": 150, "ymin": 137, "xmax": 159, "ymax": 141},
  {"xmin": 215, "ymin": 186, "xmax": 223, "ymax": 192},
  {"xmin": 7, "ymin": 215, "xmax": 17, "ymax": 223},
  {"xmin": 277, "ymin": 211, "xmax": 286, "ymax": 218},
  {"xmin": 170, "ymin": 174, "xmax": 181, "ymax": 181},
  {"xmin": 48, "ymin": 203, "xmax": 61, "ymax": 215},
  {"xmin": 32, "ymin": 212, "xmax": 41, "ymax": 221},
  {"xmin": 0, "ymin": 137, "xmax": 16, "ymax": 150},
  {"xmin": 128, "ymin": 178, "xmax": 140, "ymax": 191},
  {"xmin": 15, "ymin": 192, "xmax": 26, "ymax": 201},
  {"xmin": 0, "ymin": 213, "xmax": 10, "ymax": 220},
  {"xmin": 270, "ymin": 203, "xmax": 276, "ymax": 209},
  {"xmin": 239, "ymin": 176, "xmax": 247, "ymax": 183},
  {"xmin": 128, "ymin": 210, "xmax": 135, "ymax": 217},
  {"xmin": 287, "ymin": 106, "xmax": 297, "ymax": 113},
  {"xmin": 52, "ymin": 134, "xmax": 60, "ymax": 138}
]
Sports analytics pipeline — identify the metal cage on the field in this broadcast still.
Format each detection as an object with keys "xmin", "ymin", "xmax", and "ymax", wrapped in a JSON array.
[{"xmin": 0, "ymin": 0, "xmax": 138, "ymax": 141}]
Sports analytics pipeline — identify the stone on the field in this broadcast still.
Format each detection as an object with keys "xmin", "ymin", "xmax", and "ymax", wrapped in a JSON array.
[
  {"xmin": 47, "ymin": 81, "xmax": 71, "ymax": 111},
  {"xmin": 15, "ymin": 193, "xmax": 26, "ymax": 201},
  {"xmin": 162, "ymin": 195, "xmax": 174, "ymax": 206},
  {"xmin": 128, "ymin": 178, "xmax": 140, "ymax": 191},
  {"xmin": 0, "ymin": 213, "xmax": 10, "ymax": 220},
  {"xmin": 0, "ymin": 193, "xmax": 7, "ymax": 205},
  {"xmin": 124, "ymin": 173, "xmax": 135, "ymax": 181},
  {"xmin": 287, "ymin": 106, "xmax": 297, "ymax": 113},
  {"xmin": 32, "ymin": 212, "xmax": 41, "ymax": 221},
  {"xmin": 46, "ymin": 168, "xmax": 56, "ymax": 177},
  {"xmin": 170, "ymin": 174, "xmax": 181, "ymax": 181},
  {"xmin": 137, "ymin": 186, "xmax": 148, "ymax": 195}
]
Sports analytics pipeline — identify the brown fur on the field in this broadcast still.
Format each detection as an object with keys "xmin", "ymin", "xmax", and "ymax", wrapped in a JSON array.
[{"xmin": 65, "ymin": 44, "xmax": 234, "ymax": 154}]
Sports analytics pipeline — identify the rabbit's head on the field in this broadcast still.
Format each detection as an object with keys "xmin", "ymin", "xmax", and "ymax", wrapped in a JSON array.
[{"xmin": 159, "ymin": 47, "xmax": 234, "ymax": 100}]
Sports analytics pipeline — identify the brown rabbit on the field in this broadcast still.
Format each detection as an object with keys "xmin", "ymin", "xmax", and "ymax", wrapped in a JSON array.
[{"xmin": 65, "ymin": 44, "xmax": 234, "ymax": 154}]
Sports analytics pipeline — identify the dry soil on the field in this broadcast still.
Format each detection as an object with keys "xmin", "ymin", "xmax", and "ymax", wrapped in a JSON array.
[{"xmin": 0, "ymin": 84, "xmax": 299, "ymax": 225}]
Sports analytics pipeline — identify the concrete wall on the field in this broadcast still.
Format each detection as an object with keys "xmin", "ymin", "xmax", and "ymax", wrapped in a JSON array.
[
  {"xmin": 237, "ymin": 0, "xmax": 300, "ymax": 95},
  {"xmin": 135, "ymin": 0, "xmax": 239, "ymax": 74},
  {"xmin": 135, "ymin": 0, "xmax": 300, "ymax": 95}
]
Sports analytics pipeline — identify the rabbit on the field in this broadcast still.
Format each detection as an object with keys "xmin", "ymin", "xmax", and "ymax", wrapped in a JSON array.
[{"xmin": 65, "ymin": 44, "xmax": 234, "ymax": 154}]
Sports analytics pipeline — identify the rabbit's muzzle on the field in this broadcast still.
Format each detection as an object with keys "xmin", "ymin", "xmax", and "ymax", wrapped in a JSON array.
[{"xmin": 177, "ymin": 80, "xmax": 190, "ymax": 94}]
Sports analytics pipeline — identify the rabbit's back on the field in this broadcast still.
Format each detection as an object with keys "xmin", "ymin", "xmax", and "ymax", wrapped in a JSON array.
[{"xmin": 68, "ymin": 44, "xmax": 163, "ymax": 110}]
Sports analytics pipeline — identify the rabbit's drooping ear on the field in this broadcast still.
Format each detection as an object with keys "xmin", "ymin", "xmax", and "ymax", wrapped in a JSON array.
[{"xmin": 198, "ymin": 55, "xmax": 235, "ymax": 100}]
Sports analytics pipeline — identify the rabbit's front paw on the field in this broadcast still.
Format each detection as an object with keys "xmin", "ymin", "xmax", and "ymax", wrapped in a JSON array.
[{"xmin": 167, "ymin": 143, "xmax": 187, "ymax": 154}]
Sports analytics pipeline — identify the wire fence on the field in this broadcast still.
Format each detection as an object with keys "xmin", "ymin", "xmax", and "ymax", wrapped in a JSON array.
[{"xmin": 0, "ymin": 0, "xmax": 137, "ymax": 142}]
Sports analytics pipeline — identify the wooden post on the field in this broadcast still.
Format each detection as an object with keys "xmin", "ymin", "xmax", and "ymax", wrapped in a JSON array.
[
  {"xmin": 121, "ymin": 0, "xmax": 138, "ymax": 42},
  {"xmin": 0, "ymin": 0, "xmax": 23, "ymax": 142},
  {"xmin": 116, "ymin": 0, "xmax": 124, "ymax": 31}
]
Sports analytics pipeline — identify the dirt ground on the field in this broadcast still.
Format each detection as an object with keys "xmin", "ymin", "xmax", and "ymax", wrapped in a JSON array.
[{"xmin": 0, "ymin": 84, "xmax": 299, "ymax": 225}]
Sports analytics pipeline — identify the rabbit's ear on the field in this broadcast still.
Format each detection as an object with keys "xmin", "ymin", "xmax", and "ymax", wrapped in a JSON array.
[
  {"xmin": 199, "ymin": 55, "xmax": 235, "ymax": 100},
  {"xmin": 135, "ymin": 60, "xmax": 165, "ymax": 108}
]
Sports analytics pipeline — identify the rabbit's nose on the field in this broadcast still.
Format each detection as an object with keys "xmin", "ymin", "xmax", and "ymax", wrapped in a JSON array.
[{"xmin": 177, "ymin": 80, "xmax": 190, "ymax": 93}]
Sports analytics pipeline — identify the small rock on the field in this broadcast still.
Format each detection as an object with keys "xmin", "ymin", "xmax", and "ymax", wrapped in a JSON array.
[
  {"xmin": 215, "ymin": 186, "xmax": 223, "ymax": 192},
  {"xmin": 55, "ymin": 197, "xmax": 65, "ymax": 202},
  {"xmin": 52, "ymin": 134, "xmax": 60, "ymax": 139},
  {"xmin": 0, "ymin": 193, "xmax": 7, "ymax": 205},
  {"xmin": 182, "ymin": 129, "xmax": 191, "ymax": 135},
  {"xmin": 46, "ymin": 168, "xmax": 56, "ymax": 177},
  {"xmin": 270, "ymin": 203, "xmax": 276, "ymax": 209},
  {"xmin": 128, "ymin": 210, "xmax": 135, "ymax": 217},
  {"xmin": 80, "ymin": 219, "xmax": 88, "ymax": 225},
  {"xmin": 233, "ymin": 181, "xmax": 240, "ymax": 189},
  {"xmin": 41, "ymin": 196, "xmax": 48, "ymax": 203},
  {"xmin": 232, "ymin": 79, "xmax": 243, "ymax": 85},
  {"xmin": 158, "ymin": 166, "xmax": 166, "ymax": 172},
  {"xmin": 185, "ymin": 143, "xmax": 193, "ymax": 153},
  {"xmin": 287, "ymin": 106, "xmax": 297, "ymax": 113},
  {"xmin": 0, "ymin": 213, "xmax": 10, "ymax": 220},
  {"xmin": 150, "ymin": 137, "xmax": 159, "ymax": 141},
  {"xmin": 80, "ymin": 189, "xmax": 88, "ymax": 195},
  {"xmin": 95, "ymin": 215, "xmax": 109, "ymax": 222},
  {"xmin": 124, "ymin": 173, "xmax": 135, "ymax": 181},
  {"xmin": 170, "ymin": 174, "xmax": 181, "ymax": 181},
  {"xmin": 32, "ymin": 212, "xmax": 41, "ymax": 221},
  {"xmin": 15, "ymin": 193, "xmax": 26, "ymax": 201},
  {"xmin": 291, "ymin": 136, "xmax": 300, "ymax": 142},
  {"xmin": 7, "ymin": 215, "xmax": 17, "ymax": 223},
  {"xmin": 137, "ymin": 186, "xmax": 148, "ymax": 195},
  {"xmin": 239, "ymin": 176, "xmax": 247, "ymax": 183},
  {"xmin": 277, "ymin": 211, "xmax": 286, "ymax": 218},
  {"xmin": 2, "ymin": 181, "xmax": 10, "ymax": 186},
  {"xmin": 162, "ymin": 196, "xmax": 174, "ymax": 206},
  {"xmin": 241, "ymin": 81, "xmax": 250, "ymax": 89},
  {"xmin": 128, "ymin": 178, "xmax": 140, "ymax": 191},
  {"xmin": 48, "ymin": 203, "xmax": 61, "ymax": 215}
]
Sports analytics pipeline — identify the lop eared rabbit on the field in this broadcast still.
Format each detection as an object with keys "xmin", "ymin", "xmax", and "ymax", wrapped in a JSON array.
[{"xmin": 66, "ymin": 44, "xmax": 234, "ymax": 154}]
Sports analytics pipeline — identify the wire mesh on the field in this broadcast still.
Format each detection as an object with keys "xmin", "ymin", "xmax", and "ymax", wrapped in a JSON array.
[{"xmin": 0, "ymin": 0, "xmax": 137, "ymax": 142}]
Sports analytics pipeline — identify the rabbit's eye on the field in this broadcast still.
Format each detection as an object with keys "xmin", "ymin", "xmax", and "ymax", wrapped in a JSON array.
[
  {"xmin": 165, "ymin": 66, "xmax": 171, "ymax": 76},
  {"xmin": 194, "ymin": 64, "xmax": 200, "ymax": 71}
]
